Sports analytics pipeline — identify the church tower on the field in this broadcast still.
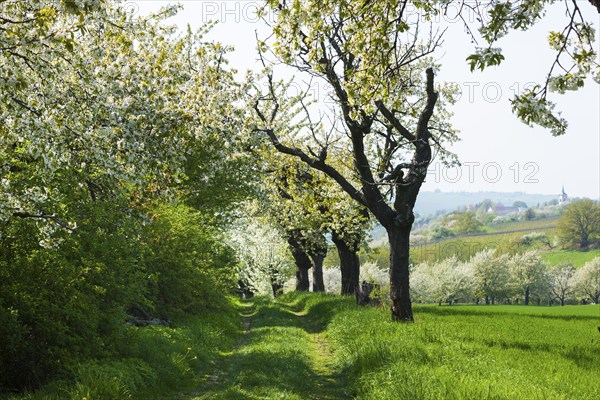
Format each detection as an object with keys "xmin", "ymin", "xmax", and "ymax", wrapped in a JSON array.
[{"xmin": 558, "ymin": 186, "xmax": 568, "ymax": 204}]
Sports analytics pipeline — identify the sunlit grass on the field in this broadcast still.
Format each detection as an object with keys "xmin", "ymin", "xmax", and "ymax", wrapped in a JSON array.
[
  {"xmin": 540, "ymin": 249, "xmax": 600, "ymax": 267},
  {"xmin": 193, "ymin": 295, "xmax": 353, "ymax": 400},
  {"xmin": 328, "ymin": 301, "xmax": 600, "ymax": 400},
  {"xmin": 9, "ymin": 293, "xmax": 599, "ymax": 400}
]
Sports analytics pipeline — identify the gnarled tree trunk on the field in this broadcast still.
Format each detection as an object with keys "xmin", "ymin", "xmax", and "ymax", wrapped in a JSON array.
[
  {"xmin": 332, "ymin": 231, "xmax": 360, "ymax": 295},
  {"xmin": 387, "ymin": 225, "xmax": 414, "ymax": 322},
  {"xmin": 310, "ymin": 253, "xmax": 325, "ymax": 292},
  {"xmin": 287, "ymin": 235, "xmax": 312, "ymax": 291},
  {"xmin": 295, "ymin": 267, "xmax": 310, "ymax": 291},
  {"xmin": 309, "ymin": 232, "xmax": 328, "ymax": 292}
]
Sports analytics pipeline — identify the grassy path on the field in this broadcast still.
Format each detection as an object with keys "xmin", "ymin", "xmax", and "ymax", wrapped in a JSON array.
[{"xmin": 184, "ymin": 296, "xmax": 350, "ymax": 400}]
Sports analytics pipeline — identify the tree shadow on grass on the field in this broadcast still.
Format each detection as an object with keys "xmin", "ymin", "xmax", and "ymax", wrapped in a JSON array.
[
  {"xmin": 561, "ymin": 345, "xmax": 600, "ymax": 370},
  {"xmin": 189, "ymin": 295, "xmax": 353, "ymax": 400},
  {"xmin": 278, "ymin": 295, "xmax": 355, "ymax": 334},
  {"xmin": 414, "ymin": 304, "xmax": 600, "ymax": 322}
]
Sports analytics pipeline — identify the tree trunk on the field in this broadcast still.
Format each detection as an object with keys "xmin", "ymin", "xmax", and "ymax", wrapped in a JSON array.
[
  {"xmin": 581, "ymin": 233, "xmax": 589, "ymax": 249},
  {"xmin": 296, "ymin": 268, "xmax": 310, "ymax": 291},
  {"xmin": 311, "ymin": 253, "xmax": 325, "ymax": 292},
  {"xmin": 388, "ymin": 227, "xmax": 414, "ymax": 322},
  {"xmin": 287, "ymin": 236, "xmax": 312, "ymax": 292},
  {"xmin": 485, "ymin": 295, "xmax": 489, "ymax": 305},
  {"xmin": 524, "ymin": 287, "xmax": 530, "ymax": 305},
  {"xmin": 269, "ymin": 267, "xmax": 283, "ymax": 298},
  {"xmin": 332, "ymin": 232, "xmax": 360, "ymax": 295},
  {"xmin": 560, "ymin": 297, "xmax": 565, "ymax": 306}
]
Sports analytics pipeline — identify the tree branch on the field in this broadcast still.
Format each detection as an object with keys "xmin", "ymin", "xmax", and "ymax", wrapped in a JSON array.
[
  {"xmin": 13, "ymin": 211, "xmax": 75, "ymax": 231},
  {"xmin": 254, "ymin": 126, "xmax": 367, "ymax": 207}
]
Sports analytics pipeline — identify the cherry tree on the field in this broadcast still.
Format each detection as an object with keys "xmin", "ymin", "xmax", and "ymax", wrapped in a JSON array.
[
  {"xmin": 228, "ymin": 207, "xmax": 293, "ymax": 297},
  {"xmin": 470, "ymin": 250, "xmax": 511, "ymax": 305},
  {"xmin": 2, "ymin": 3, "xmax": 240, "ymax": 232},
  {"xmin": 508, "ymin": 251, "xmax": 550, "ymax": 305},
  {"xmin": 571, "ymin": 257, "xmax": 600, "ymax": 304},
  {"xmin": 411, "ymin": 257, "xmax": 475, "ymax": 305},
  {"xmin": 253, "ymin": 0, "xmax": 458, "ymax": 321},
  {"xmin": 549, "ymin": 263, "xmax": 576, "ymax": 306}
]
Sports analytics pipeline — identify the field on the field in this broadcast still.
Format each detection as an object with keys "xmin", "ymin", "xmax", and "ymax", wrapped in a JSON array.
[
  {"xmin": 486, "ymin": 217, "xmax": 559, "ymax": 232},
  {"xmin": 329, "ymin": 298, "xmax": 600, "ymax": 399},
  {"xmin": 540, "ymin": 249, "xmax": 600, "ymax": 267},
  {"xmin": 359, "ymin": 219, "xmax": 599, "ymax": 267}
]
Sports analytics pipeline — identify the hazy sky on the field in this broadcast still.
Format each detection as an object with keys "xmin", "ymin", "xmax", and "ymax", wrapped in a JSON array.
[{"xmin": 132, "ymin": 1, "xmax": 599, "ymax": 199}]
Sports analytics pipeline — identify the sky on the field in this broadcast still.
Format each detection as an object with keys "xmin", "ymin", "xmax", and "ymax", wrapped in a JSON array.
[{"xmin": 130, "ymin": 0, "xmax": 599, "ymax": 199}]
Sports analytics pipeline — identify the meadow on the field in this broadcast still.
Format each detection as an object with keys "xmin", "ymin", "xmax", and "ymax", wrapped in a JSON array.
[
  {"xmin": 7, "ymin": 293, "xmax": 599, "ymax": 399},
  {"xmin": 330, "ymin": 300, "xmax": 600, "ymax": 399},
  {"xmin": 203, "ymin": 293, "xmax": 600, "ymax": 400},
  {"xmin": 2, "ymin": 304, "xmax": 240, "ymax": 400},
  {"xmin": 540, "ymin": 249, "xmax": 600, "ymax": 267}
]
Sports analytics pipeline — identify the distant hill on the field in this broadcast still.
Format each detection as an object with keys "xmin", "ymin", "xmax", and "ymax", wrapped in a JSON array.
[
  {"xmin": 367, "ymin": 191, "xmax": 560, "ymax": 247},
  {"xmin": 413, "ymin": 191, "xmax": 558, "ymax": 216}
]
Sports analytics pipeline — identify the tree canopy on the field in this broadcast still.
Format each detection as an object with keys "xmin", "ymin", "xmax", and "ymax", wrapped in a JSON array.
[
  {"xmin": 1, "ymin": 2, "xmax": 247, "ymax": 234},
  {"xmin": 452, "ymin": 0, "xmax": 599, "ymax": 135},
  {"xmin": 557, "ymin": 199, "xmax": 600, "ymax": 249}
]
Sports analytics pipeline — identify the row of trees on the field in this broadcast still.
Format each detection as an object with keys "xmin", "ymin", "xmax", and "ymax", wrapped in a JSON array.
[
  {"xmin": 1, "ymin": 2, "xmax": 249, "ymax": 391},
  {"xmin": 250, "ymin": 0, "xmax": 599, "ymax": 321},
  {"xmin": 411, "ymin": 251, "xmax": 600, "ymax": 306}
]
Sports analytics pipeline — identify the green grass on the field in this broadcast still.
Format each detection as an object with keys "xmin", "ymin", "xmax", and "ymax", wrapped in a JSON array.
[
  {"xmin": 328, "ymin": 300, "xmax": 600, "ymax": 400},
  {"xmin": 188, "ymin": 294, "xmax": 354, "ymax": 400},
  {"xmin": 10, "ymin": 293, "xmax": 600, "ymax": 400},
  {"xmin": 175, "ymin": 293, "xmax": 600, "ymax": 399},
  {"xmin": 4, "ymin": 300, "xmax": 241, "ymax": 400},
  {"xmin": 540, "ymin": 249, "xmax": 600, "ymax": 267}
]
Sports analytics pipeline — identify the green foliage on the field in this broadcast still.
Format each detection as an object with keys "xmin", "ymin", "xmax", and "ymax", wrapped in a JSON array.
[
  {"xmin": 0, "ymin": 202, "xmax": 238, "ymax": 392},
  {"xmin": 513, "ymin": 201, "xmax": 528, "ymax": 208},
  {"xmin": 143, "ymin": 203, "xmax": 237, "ymax": 319},
  {"xmin": 524, "ymin": 208, "xmax": 536, "ymax": 220},
  {"xmin": 556, "ymin": 199, "xmax": 600, "ymax": 249},
  {"xmin": 430, "ymin": 226, "xmax": 456, "ymax": 240},
  {"xmin": 442, "ymin": 212, "xmax": 484, "ymax": 235},
  {"xmin": 4, "ymin": 306, "xmax": 239, "ymax": 400},
  {"xmin": 0, "ymin": 205, "xmax": 142, "ymax": 390},
  {"xmin": 1, "ymin": 1, "xmax": 249, "ymax": 396},
  {"xmin": 466, "ymin": 47, "xmax": 505, "ymax": 71}
]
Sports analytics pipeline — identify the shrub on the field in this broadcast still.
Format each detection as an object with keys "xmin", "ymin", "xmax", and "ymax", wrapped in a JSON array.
[{"xmin": 142, "ymin": 203, "xmax": 236, "ymax": 319}]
